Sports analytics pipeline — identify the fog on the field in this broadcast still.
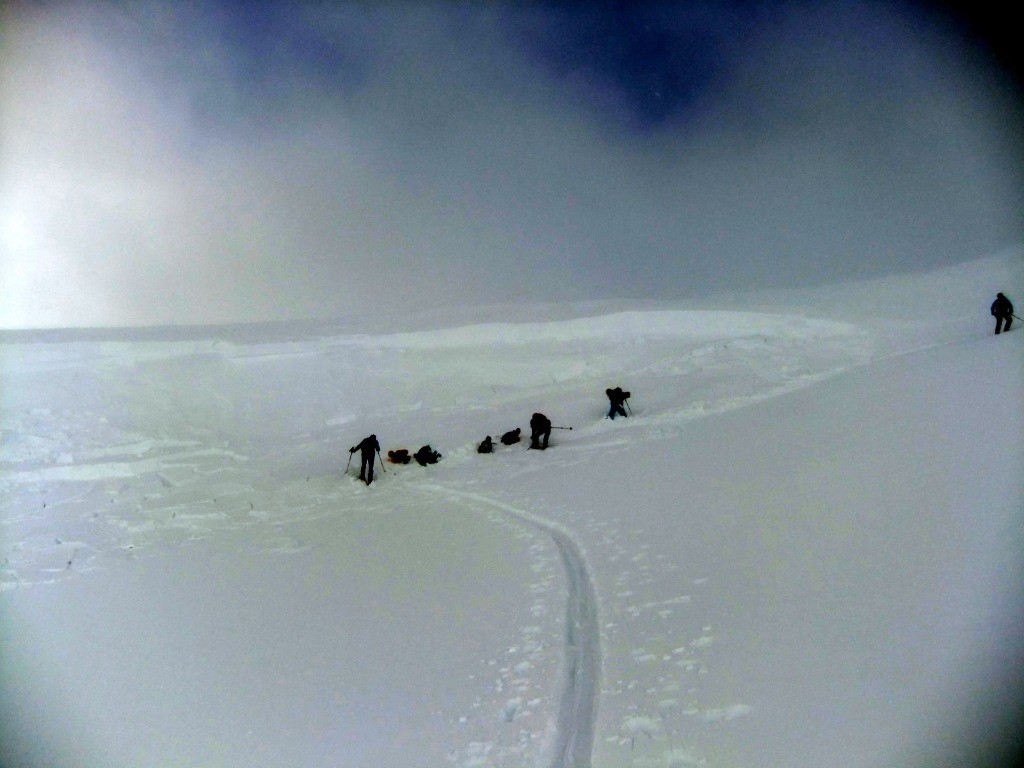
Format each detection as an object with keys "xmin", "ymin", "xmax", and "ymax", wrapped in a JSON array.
[{"xmin": 2, "ymin": 1, "xmax": 1021, "ymax": 329}]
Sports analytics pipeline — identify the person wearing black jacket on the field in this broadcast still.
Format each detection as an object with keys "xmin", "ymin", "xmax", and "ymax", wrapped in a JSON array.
[
  {"xmin": 991, "ymin": 293, "xmax": 1014, "ymax": 335},
  {"xmin": 349, "ymin": 434, "xmax": 381, "ymax": 485},
  {"xmin": 606, "ymin": 387, "xmax": 631, "ymax": 419}
]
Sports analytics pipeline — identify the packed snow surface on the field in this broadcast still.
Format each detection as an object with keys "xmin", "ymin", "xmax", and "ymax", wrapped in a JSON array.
[{"xmin": 1, "ymin": 252, "xmax": 1022, "ymax": 767}]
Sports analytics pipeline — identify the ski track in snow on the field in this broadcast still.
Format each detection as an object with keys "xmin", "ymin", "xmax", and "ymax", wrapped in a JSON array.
[
  {"xmin": 424, "ymin": 485, "xmax": 601, "ymax": 768},
  {"xmin": 0, "ymin": 307, "xmax": 874, "ymax": 760},
  {"xmin": 4, "ymin": 299, "xmax": 995, "ymax": 765}
]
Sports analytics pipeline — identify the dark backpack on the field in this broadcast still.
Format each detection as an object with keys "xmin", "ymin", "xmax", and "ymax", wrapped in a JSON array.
[
  {"xmin": 607, "ymin": 387, "xmax": 630, "ymax": 405},
  {"xmin": 415, "ymin": 445, "xmax": 441, "ymax": 466},
  {"xmin": 500, "ymin": 428, "xmax": 521, "ymax": 445}
]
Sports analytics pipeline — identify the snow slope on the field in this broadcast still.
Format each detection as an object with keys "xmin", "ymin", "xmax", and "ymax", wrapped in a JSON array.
[{"xmin": 1, "ymin": 250, "xmax": 1021, "ymax": 767}]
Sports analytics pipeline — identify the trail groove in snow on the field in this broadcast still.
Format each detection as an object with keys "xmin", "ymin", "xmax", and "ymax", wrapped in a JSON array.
[{"xmin": 422, "ymin": 485, "xmax": 601, "ymax": 768}]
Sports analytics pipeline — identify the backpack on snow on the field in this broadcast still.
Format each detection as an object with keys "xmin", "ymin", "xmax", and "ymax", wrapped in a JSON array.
[
  {"xmin": 414, "ymin": 445, "xmax": 442, "ymax": 466},
  {"xmin": 387, "ymin": 449, "xmax": 411, "ymax": 464}
]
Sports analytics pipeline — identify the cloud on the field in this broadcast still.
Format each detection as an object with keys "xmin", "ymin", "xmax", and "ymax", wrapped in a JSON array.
[{"xmin": 1, "ymin": 2, "xmax": 1021, "ymax": 328}]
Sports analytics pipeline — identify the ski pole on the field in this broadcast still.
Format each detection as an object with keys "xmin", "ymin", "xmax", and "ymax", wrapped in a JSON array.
[
  {"xmin": 551, "ymin": 426, "xmax": 573, "ymax": 430},
  {"xmin": 625, "ymin": 399, "xmax": 633, "ymax": 416},
  {"xmin": 377, "ymin": 450, "xmax": 387, "ymax": 473},
  {"xmin": 345, "ymin": 451, "xmax": 353, "ymax": 475}
]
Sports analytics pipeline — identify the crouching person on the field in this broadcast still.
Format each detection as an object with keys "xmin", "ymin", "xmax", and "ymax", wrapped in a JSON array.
[{"xmin": 500, "ymin": 428, "xmax": 521, "ymax": 445}]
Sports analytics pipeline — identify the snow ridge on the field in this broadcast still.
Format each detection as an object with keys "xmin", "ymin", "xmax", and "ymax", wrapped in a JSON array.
[{"xmin": 423, "ymin": 485, "xmax": 601, "ymax": 768}]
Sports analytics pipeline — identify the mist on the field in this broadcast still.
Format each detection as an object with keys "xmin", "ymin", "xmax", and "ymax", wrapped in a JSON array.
[{"xmin": 2, "ymin": 1, "xmax": 1021, "ymax": 329}]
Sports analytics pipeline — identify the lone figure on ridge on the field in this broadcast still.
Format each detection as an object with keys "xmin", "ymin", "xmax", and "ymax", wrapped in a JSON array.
[{"xmin": 991, "ymin": 292, "xmax": 1014, "ymax": 335}]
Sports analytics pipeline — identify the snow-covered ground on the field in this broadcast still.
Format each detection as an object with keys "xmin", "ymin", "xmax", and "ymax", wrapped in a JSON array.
[{"xmin": 1, "ymin": 251, "xmax": 1021, "ymax": 768}]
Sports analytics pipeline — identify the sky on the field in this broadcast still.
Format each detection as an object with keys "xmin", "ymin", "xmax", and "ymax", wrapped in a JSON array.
[{"xmin": 1, "ymin": 0, "xmax": 1022, "ymax": 329}]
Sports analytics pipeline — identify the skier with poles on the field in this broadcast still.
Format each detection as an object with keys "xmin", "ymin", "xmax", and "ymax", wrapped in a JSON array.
[
  {"xmin": 349, "ymin": 434, "xmax": 383, "ymax": 485},
  {"xmin": 990, "ymin": 292, "xmax": 1015, "ymax": 335},
  {"xmin": 606, "ymin": 387, "xmax": 631, "ymax": 419}
]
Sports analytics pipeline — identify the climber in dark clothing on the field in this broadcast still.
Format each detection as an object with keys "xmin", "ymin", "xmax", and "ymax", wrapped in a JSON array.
[
  {"xmin": 500, "ymin": 428, "xmax": 521, "ymax": 446},
  {"xmin": 350, "ymin": 434, "xmax": 381, "ymax": 485},
  {"xmin": 477, "ymin": 436, "xmax": 494, "ymax": 454},
  {"xmin": 991, "ymin": 293, "xmax": 1014, "ymax": 335},
  {"xmin": 529, "ymin": 412, "xmax": 551, "ymax": 450},
  {"xmin": 606, "ymin": 387, "xmax": 631, "ymax": 419}
]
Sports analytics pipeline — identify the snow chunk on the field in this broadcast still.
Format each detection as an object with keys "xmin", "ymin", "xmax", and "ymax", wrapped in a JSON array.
[{"xmin": 702, "ymin": 704, "xmax": 753, "ymax": 722}]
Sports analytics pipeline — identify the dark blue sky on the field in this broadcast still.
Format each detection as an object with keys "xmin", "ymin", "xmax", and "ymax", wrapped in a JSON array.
[
  {"xmin": 189, "ymin": 0, "xmax": 1023, "ymax": 131},
  {"xmin": 505, "ymin": 2, "xmax": 775, "ymax": 129},
  {"xmin": 1, "ymin": 1, "xmax": 1022, "ymax": 327}
]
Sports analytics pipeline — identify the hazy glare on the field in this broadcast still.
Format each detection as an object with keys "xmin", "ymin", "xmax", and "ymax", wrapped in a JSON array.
[{"xmin": 2, "ymin": 1, "xmax": 1021, "ymax": 328}]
